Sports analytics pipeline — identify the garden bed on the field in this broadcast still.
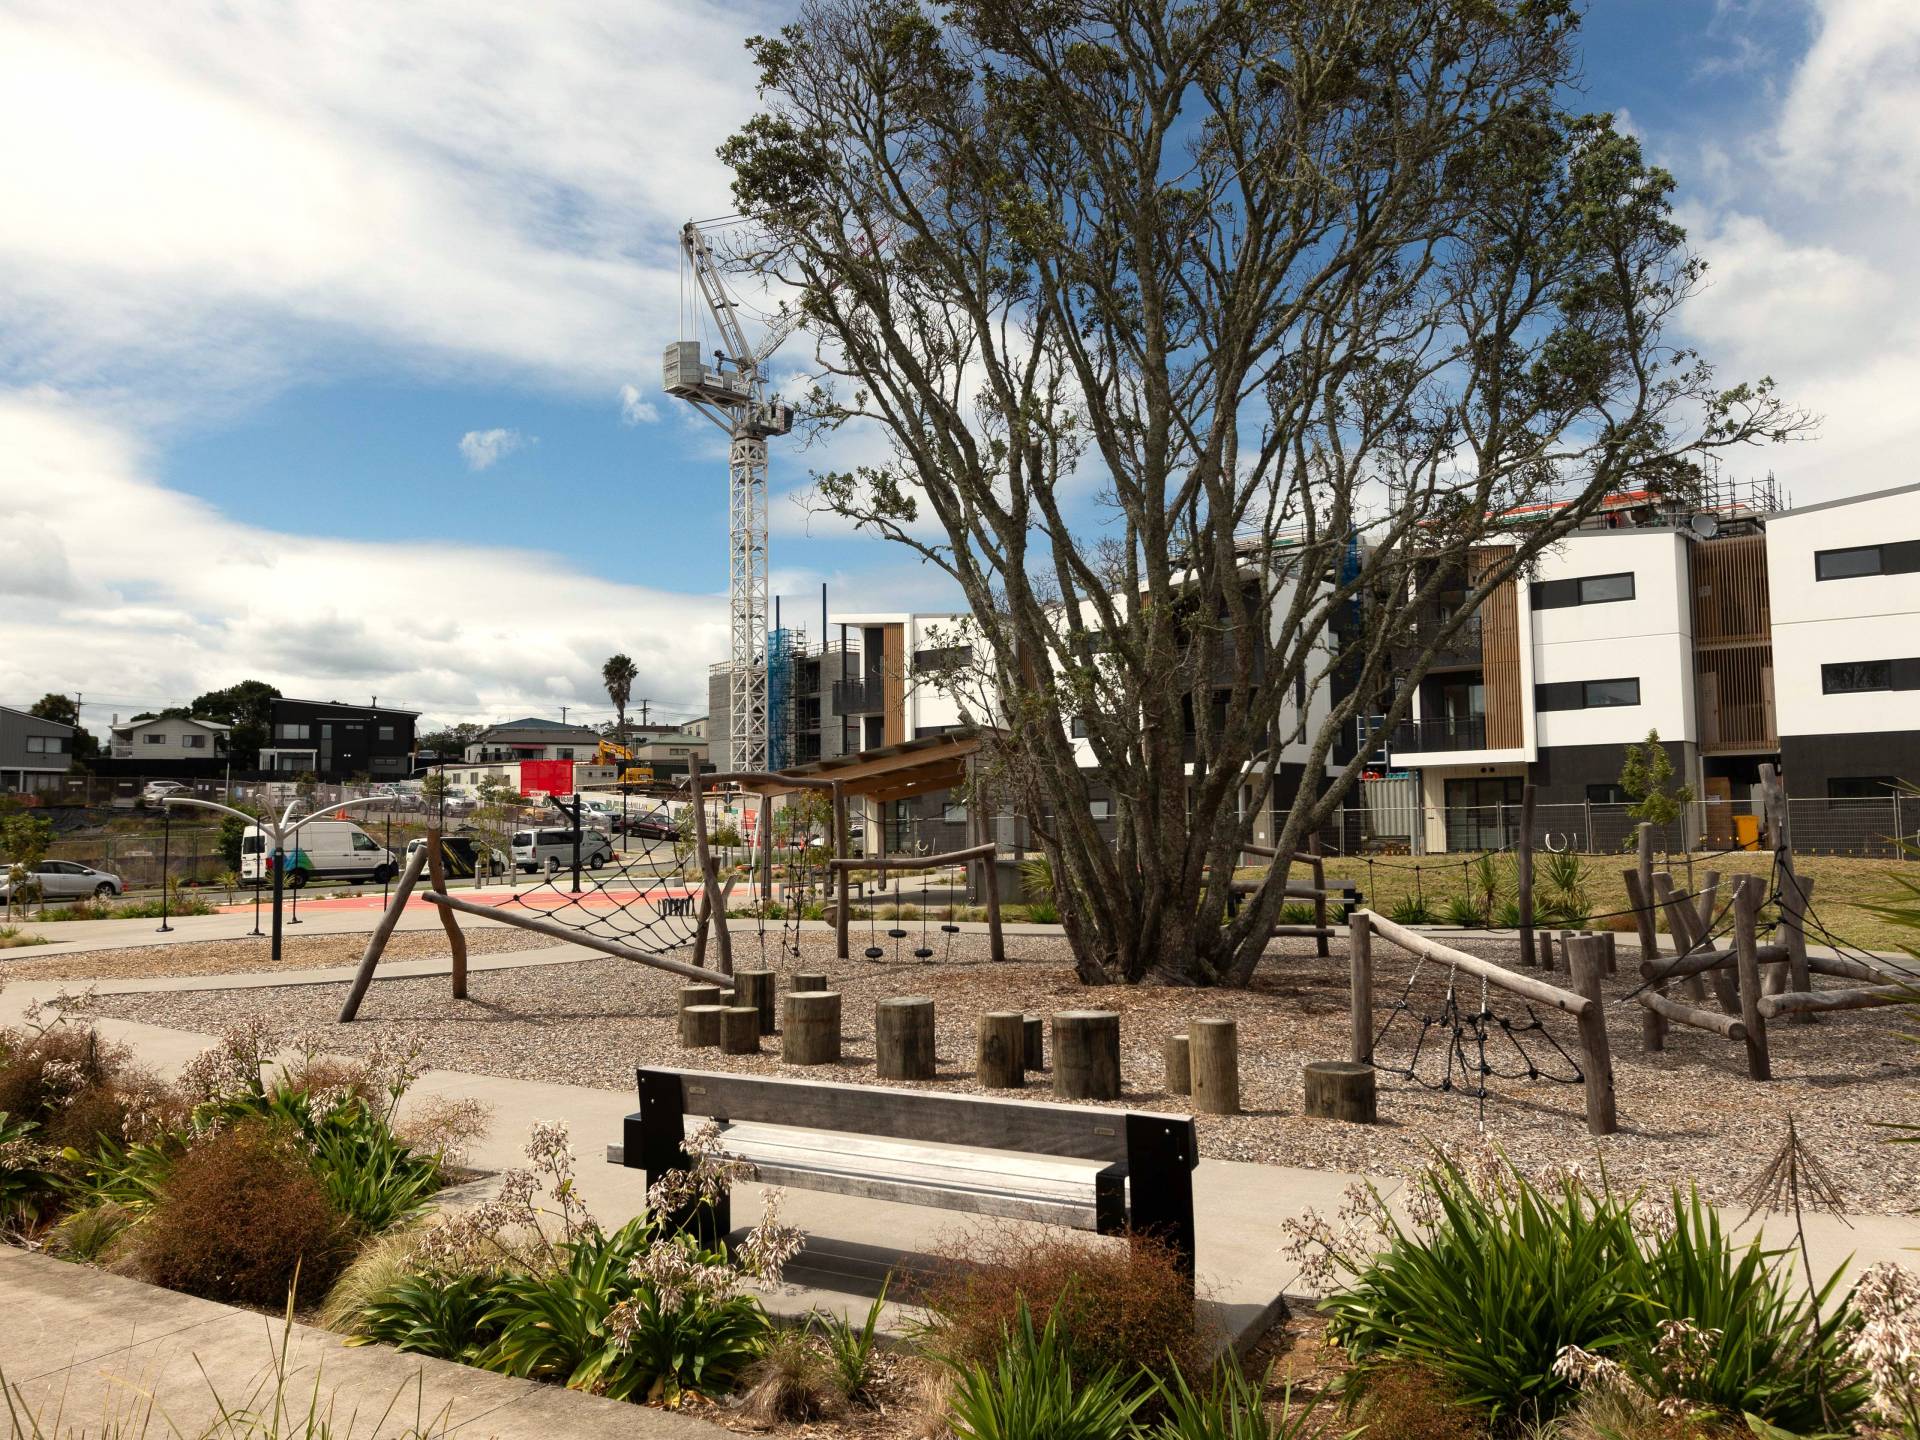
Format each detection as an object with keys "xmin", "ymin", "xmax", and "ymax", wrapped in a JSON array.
[{"xmin": 83, "ymin": 931, "xmax": 1920, "ymax": 1210}]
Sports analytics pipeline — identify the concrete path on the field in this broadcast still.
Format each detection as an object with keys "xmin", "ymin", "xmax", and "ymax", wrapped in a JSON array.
[{"xmin": 0, "ymin": 1249, "xmax": 724, "ymax": 1439}]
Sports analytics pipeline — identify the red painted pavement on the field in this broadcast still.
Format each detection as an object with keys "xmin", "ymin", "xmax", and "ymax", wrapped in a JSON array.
[{"xmin": 216, "ymin": 885, "xmax": 699, "ymax": 915}]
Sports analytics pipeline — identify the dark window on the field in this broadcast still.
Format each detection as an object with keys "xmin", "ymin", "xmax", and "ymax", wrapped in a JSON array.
[
  {"xmin": 378, "ymin": 725, "xmax": 396, "ymax": 742},
  {"xmin": 1586, "ymin": 783, "xmax": 1630, "ymax": 805},
  {"xmin": 1070, "ymin": 715, "xmax": 1088, "ymax": 739},
  {"xmin": 1535, "ymin": 677, "xmax": 1640, "ymax": 711},
  {"xmin": 141, "ymin": 733, "xmax": 165, "ymax": 745},
  {"xmin": 1828, "ymin": 776, "xmax": 1898, "ymax": 802},
  {"xmin": 1089, "ymin": 798, "xmax": 1112, "ymax": 820},
  {"xmin": 182, "ymin": 733, "xmax": 206, "ymax": 749},
  {"xmin": 1533, "ymin": 572, "xmax": 1635, "ymax": 609},
  {"xmin": 1822, "ymin": 660, "xmax": 1892, "ymax": 694},
  {"xmin": 1816, "ymin": 540, "xmax": 1920, "ymax": 580},
  {"xmin": 912, "ymin": 645, "xmax": 973, "ymax": 673},
  {"xmin": 941, "ymin": 802, "xmax": 967, "ymax": 823},
  {"xmin": 275, "ymin": 722, "xmax": 308, "ymax": 741}
]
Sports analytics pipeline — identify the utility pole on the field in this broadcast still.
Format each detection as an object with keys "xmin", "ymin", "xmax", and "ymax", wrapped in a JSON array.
[
  {"xmin": 638, "ymin": 699, "xmax": 650, "ymax": 727},
  {"xmin": 560, "ymin": 705, "xmax": 569, "ymax": 724}
]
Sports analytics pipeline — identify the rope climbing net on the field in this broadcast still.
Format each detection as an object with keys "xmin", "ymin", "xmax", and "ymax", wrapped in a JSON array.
[{"xmin": 1369, "ymin": 950, "xmax": 1585, "ymax": 1125}]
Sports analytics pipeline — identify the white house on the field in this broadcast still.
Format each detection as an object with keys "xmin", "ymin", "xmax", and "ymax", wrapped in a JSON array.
[{"xmin": 109, "ymin": 714, "xmax": 231, "ymax": 761}]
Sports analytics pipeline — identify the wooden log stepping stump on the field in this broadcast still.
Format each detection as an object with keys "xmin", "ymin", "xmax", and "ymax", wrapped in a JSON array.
[
  {"xmin": 1052, "ymin": 1010, "xmax": 1120, "ymax": 1100},
  {"xmin": 1164, "ymin": 1033, "xmax": 1191, "ymax": 1095},
  {"xmin": 976, "ymin": 1011, "xmax": 1026, "ymax": 1089},
  {"xmin": 1189, "ymin": 1017, "xmax": 1239, "ymax": 1115},
  {"xmin": 679, "ymin": 983, "xmax": 723, "ymax": 1015},
  {"xmin": 720, "ymin": 1006, "xmax": 761, "ymax": 1055},
  {"xmin": 1303, "ymin": 1060, "xmax": 1376, "ymax": 1123},
  {"xmin": 877, "ymin": 996, "xmax": 936, "ymax": 1081},
  {"xmin": 680, "ymin": 1004, "xmax": 726, "ymax": 1049},
  {"xmin": 792, "ymin": 971, "xmax": 829, "ymax": 994},
  {"xmin": 783, "ymin": 990, "xmax": 842, "ymax": 1064},
  {"xmin": 1022, "ymin": 1015, "xmax": 1045, "ymax": 1072},
  {"xmin": 734, "ymin": 969, "xmax": 778, "ymax": 1035}
]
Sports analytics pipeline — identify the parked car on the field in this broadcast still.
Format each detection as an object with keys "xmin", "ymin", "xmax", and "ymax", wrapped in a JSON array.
[
  {"xmin": 510, "ymin": 828, "xmax": 614, "ymax": 874},
  {"xmin": 0, "ymin": 860, "xmax": 124, "ymax": 902},
  {"xmin": 617, "ymin": 810, "xmax": 679, "ymax": 841},
  {"xmin": 239, "ymin": 819, "xmax": 398, "ymax": 887},
  {"xmin": 141, "ymin": 781, "xmax": 190, "ymax": 808},
  {"xmin": 404, "ymin": 836, "xmax": 508, "ymax": 878}
]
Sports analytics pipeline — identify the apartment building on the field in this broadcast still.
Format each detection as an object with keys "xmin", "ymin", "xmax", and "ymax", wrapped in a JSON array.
[
  {"xmin": 0, "ymin": 705, "xmax": 76, "ymax": 795},
  {"xmin": 259, "ymin": 698, "xmax": 418, "ymax": 779},
  {"xmin": 1385, "ymin": 481, "xmax": 1920, "ymax": 850}
]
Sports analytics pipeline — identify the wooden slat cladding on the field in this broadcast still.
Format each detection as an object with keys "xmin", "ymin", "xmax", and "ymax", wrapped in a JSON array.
[
  {"xmin": 1470, "ymin": 547, "xmax": 1523, "ymax": 749},
  {"xmin": 1690, "ymin": 535, "xmax": 1776, "ymax": 752},
  {"xmin": 1691, "ymin": 534, "xmax": 1771, "ymax": 644},
  {"xmin": 882, "ymin": 624, "xmax": 907, "ymax": 746}
]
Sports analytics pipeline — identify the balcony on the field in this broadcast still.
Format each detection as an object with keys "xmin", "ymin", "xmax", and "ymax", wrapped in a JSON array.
[
  {"xmin": 1389, "ymin": 715, "xmax": 1488, "ymax": 754},
  {"xmin": 832, "ymin": 676, "xmax": 886, "ymax": 714},
  {"xmin": 1399, "ymin": 611, "xmax": 1483, "ymax": 668}
]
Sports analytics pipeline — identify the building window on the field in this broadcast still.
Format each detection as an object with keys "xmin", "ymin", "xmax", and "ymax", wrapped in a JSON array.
[
  {"xmin": 25, "ymin": 735, "xmax": 69, "ymax": 754},
  {"xmin": 1535, "ymin": 678, "xmax": 1641, "ymax": 711},
  {"xmin": 1828, "ymin": 776, "xmax": 1898, "ymax": 802},
  {"xmin": 378, "ymin": 724, "xmax": 396, "ymax": 742},
  {"xmin": 1089, "ymin": 798, "xmax": 1112, "ymax": 820},
  {"xmin": 1533, "ymin": 571, "xmax": 1636, "ymax": 609},
  {"xmin": 1815, "ymin": 541, "xmax": 1920, "ymax": 581},
  {"xmin": 941, "ymin": 801, "xmax": 967, "ymax": 824},
  {"xmin": 142, "ymin": 732, "xmax": 165, "ymax": 745},
  {"xmin": 182, "ymin": 733, "xmax": 206, "ymax": 749},
  {"xmin": 275, "ymin": 722, "xmax": 309, "ymax": 741},
  {"xmin": 912, "ymin": 644, "xmax": 974, "ymax": 673},
  {"xmin": 1820, "ymin": 660, "xmax": 1905, "ymax": 694},
  {"xmin": 1585, "ymin": 783, "xmax": 1630, "ymax": 805},
  {"xmin": 1070, "ymin": 715, "xmax": 1088, "ymax": 738}
]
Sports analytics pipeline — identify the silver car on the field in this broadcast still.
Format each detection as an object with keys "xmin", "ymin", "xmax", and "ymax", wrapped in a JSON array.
[{"xmin": 0, "ymin": 860, "xmax": 125, "ymax": 902}]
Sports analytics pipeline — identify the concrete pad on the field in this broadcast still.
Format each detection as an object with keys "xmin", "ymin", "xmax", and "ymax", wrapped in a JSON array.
[{"xmin": 0, "ymin": 1249, "xmax": 724, "ymax": 1439}]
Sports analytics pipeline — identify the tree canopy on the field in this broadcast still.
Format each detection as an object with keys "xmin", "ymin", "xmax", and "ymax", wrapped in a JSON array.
[{"xmin": 723, "ymin": 0, "xmax": 1807, "ymax": 984}]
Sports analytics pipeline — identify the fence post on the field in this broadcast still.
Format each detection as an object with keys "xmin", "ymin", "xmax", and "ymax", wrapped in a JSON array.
[
  {"xmin": 1349, "ymin": 912, "xmax": 1374, "ymax": 1062},
  {"xmin": 1565, "ymin": 935, "xmax": 1618, "ymax": 1136},
  {"xmin": 1732, "ymin": 875, "xmax": 1771, "ymax": 1080},
  {"xmin": 156, "ymin": 809, "xmax": 172, "ymax": 932},
  {"xmin": 1516, "ymin": 783, "xmax": 1536, "ymax": 968}
]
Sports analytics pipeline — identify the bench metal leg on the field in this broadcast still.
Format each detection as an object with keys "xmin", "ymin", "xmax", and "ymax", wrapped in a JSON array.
[
  {"xmin": 1125, "ymin": 1113, "xmax": 1197, "ymax": 1289},
  {"xmin": 638, "ymin": 1067, "xmax": 729, "ymax": 1246}
]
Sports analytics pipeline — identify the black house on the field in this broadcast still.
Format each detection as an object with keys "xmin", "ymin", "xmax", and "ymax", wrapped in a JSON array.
[{"xmin": 259, "ymin": 698, "xmax": 418, "ymax": 780}]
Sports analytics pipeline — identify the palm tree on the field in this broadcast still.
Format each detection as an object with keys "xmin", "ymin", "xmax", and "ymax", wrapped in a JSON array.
[{"xmin": 601, "ymin": 653, "xmax": 638, "ymax": 747}]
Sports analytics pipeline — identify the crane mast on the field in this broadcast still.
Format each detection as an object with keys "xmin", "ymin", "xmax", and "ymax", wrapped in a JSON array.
[{"xmin": 663, "ymin": 221, "xmax": 795, "ymax": 773}]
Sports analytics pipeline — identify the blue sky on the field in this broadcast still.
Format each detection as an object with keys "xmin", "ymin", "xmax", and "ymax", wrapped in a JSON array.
[{"xmin": 5, "ymin": 0, "xmax": 1917, "ymax": 735}]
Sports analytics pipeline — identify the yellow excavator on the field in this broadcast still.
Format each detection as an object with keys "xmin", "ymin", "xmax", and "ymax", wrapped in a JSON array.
[{"xmin": 594, "ymin": 738, "xmax": 654, "ymax": 785}]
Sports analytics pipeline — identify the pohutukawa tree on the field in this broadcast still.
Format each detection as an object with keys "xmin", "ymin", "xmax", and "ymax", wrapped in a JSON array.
[{"xmin": 722, "ymin": 0, "xmax": 1808, "ymax": 985}]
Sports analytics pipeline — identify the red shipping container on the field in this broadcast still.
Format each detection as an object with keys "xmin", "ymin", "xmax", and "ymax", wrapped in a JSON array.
[{"xmin": 519, "ymin": 759, "xmax": 575, "ymax": 799}]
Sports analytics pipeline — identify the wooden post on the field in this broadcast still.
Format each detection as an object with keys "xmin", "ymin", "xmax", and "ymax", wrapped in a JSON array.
[
  {"xmin": 1691, "ymin": 869, "xmax": 1740, "ymax": 1015},
  {"xmin": 339, "ymin": 842, "xmax": 430, "ymax": 1022},
  {"xmin": 831, "ymin": 782, "xmax": 850, "ymax": 961},
  {"xmin": 1303, "ymin": 1061, "xmax": 1376, "ymax": 1123},
  {"xmin": 1516, "ymin": 782, "xmax": 1537, "ymax": 970},
  {"xmin": 734, "ymin": 969, "xmax": 777, "ymax": 1036},
  {"xmin": 783, "ymin": 990, "xmax": 842, "ymax": 1064},
  {"xmin": 1536, "ymin": 931, "xmax": 1554, "ymax": 970},
  {"xmin": 1776, "ymin": 873, "xmax": 1814, "ymax": 1016},
  {"xmin": 1051, "ymin": 1010, "xmax": 1121, "ymax": 1100},
  {"xmin": 720, "ymin": 1006, "xmax": 760, "ymax": 1055},
  {"xmin": 792, "ymin": 970, "xmax": 828, "ymax": 993},
  {"xmin": 679, "ymin": 1004, "xmax": 725, "ymax": 1048},
  {"xmin": 1349, "ymin": 912, "xmax": 1374, "ymax": 1063},
  {"xmin": 1650, "ymin": 872, "xmax": 1711, "ymax": 1004},
  {"xmin": 424, "ymin": 828, "xmax": 468, "ymax": 999},
  {"xmin": 679, "ymin": 982, "xmax": 723, "ymax": 1015},
  {"xmin": 1022, "ymin": 1015, "xmax": 1045, "ymax": 1071},
  {"xmin": 1163, "ymin": 1033, "xmax": 1191, "ymax": 1094},
  {"xmin": 1601, "ymin": 930, "xmax": 1618, "ymax": 977},
  {"xmin": 1623, "ymin": 869, "xmax": 1667, "ymax": 1051},
  {"xmin": 1565, "ymin": 935, "xmax": 1618, "ymax": 1136},
  {"xmin": 758, "ymin": 793, "xmax": 774, "ymax": 909},
  {"xmin": 1732, "ymin": 875, "xmax": 1771, "ymax": 1080},
  {"xmin": 689, "ymin": 771, "xmax": 733, "ymax": 976},
  {"xmin": 976, "ymin": 1011, "xmax": 1026, "ymax": 1088},
  {"xmin": 1308, "ymin": 832, "xmax": 1329, "ymax": 958},
  {"xmin": 876, "ymin": 996, "xmax": 936, "ymax": 1080},
  {"xmin": 1189, "ymin": 1017, "xmax": 1240, "ymax": 1115},
  {"xmin": 983, "ymin": 845, "xmax": 1005, "ymax": 962}
]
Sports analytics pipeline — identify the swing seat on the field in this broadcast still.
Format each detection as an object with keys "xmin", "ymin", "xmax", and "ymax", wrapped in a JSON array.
[
  {"xmin": 885, "ymin": 928, "xmax": 909, "ymax": 939},
  {"xmin": 940, "ymin": 924, "xmax": 961, "ymax": 934},
  {"xmin": 863, "ymin": 946, "xmax": 886, "ymax": 959},
  {"xmin": 912, "ymin": 947, "xmax": 935, "ymax": 959}
]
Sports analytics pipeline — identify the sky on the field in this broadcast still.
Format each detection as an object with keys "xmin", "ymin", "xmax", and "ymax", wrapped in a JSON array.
[{"xmin": 3, "ymin": 0, "xmax": 1917, "ymax": 741}]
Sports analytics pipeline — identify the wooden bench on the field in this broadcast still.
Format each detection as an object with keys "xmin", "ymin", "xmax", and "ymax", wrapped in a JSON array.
[{"xmin": 609, "ymin": 1066, "xmax": 1199, "ymax": 1283}]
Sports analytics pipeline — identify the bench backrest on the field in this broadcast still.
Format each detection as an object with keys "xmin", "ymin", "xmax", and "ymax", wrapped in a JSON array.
[{"xmin": 643, "ymin": 1066, "xmax": 1191, "ymax": 1163}]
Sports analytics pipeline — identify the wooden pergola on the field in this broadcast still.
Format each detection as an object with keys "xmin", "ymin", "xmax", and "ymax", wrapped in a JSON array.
[{"xmin": 772, "ymin": 726, "xmax": 997, "ymax": 815}]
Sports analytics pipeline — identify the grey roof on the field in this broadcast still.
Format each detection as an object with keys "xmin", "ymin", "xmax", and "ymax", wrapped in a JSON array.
[
  {"xmin": 0, "ymin": 705, "xmax": 75, "ymax": 731},
  {"xmin": 1765, "ymin": 480, "xmax": 1920, "ymax": 520},
  {"xmin": 478, "ymin": 718, "xmax": 605, "ymax": 744}
]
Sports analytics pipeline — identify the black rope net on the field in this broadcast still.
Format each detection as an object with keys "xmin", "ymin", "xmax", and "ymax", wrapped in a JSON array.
[
  {"xmin": 1369, "ymin": 952, "xmax": 1585, "ymax": 1125},
  {"xmin": 490, "ymin": 818, "xmax": 704, "ymax": 956}
]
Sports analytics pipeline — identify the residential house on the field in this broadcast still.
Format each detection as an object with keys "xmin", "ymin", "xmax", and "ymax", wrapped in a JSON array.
[{"xmin": 0, "ymin": 706, "xmax": 76, "ymax": 795}]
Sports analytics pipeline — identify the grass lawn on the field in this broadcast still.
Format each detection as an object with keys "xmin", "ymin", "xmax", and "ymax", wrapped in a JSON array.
[{"xmin": 1314, "ymin": 848, "xmax": 1920, "ymax": 955}]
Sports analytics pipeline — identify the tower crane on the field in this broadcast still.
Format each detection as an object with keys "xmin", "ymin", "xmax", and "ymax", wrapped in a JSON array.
[{"xmin": 663, "ymin": 221, "xmax": 798, "ymax": 774}]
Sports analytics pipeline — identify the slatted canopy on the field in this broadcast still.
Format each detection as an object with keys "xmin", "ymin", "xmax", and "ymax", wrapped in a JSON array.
[{"xmin": 764, "ymin": 726, "xmax": 1001, "ymax": 804}]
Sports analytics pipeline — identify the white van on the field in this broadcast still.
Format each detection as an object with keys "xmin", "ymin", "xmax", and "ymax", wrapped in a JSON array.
[
  {"xmin": 511, "ymin": 827, "xmax": 614, "ymax": 875},
  {"xmin": 240, "ymin": 820, "xmax": 398, "ymax": 887}
]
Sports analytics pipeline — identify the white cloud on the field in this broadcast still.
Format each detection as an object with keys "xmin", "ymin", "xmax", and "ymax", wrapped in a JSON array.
[
  {"xmin": 618, "ymin": 383, "xmax": 661, "ymax": 426},
  {"xmin": 0, "ymin": 391, "xmax": 725, "ymax": 734},
  {"xmin": 458, "ymin": 427, "xmax": 531, "ymax": 471}
]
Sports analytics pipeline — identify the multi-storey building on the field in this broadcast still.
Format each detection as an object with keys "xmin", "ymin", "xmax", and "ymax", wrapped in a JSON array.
[
  {"xmin": 461, "ymin": 718, "xmax": 605, "ymax": 765},
  {"xmin": 259, "ymin": 698, "xmax": 418, "ymax": 780},
  {"xmin": 0, "ymin": 705, "xmax": 76, "ymax": 795},
  {"xmin": 1384, "ymin": 481, "xmax": 1920, "ymax": 850}
]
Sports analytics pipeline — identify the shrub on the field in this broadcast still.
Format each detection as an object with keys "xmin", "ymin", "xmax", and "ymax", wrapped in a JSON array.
[
  {"xmin": 137, "ymin": 1121, "xmax": 348, "ymax": 1305},
  {"xmin": 1442, "ymin": 894, "xmax": 1484, "ymax": 929},
  {"xmin": 591, "ymin": 1253, "xmax": 772, "ymax": 1402},
  {"xmin": 354, "ymin": 1268, "xmax": 500, "ymax": 1362},
  {"xmin": 1148, "ymin": 1359, "xmax": 1325, "ymax": 1440},
  {"xmin": 915, "ymin": 1229, "xmax": 1206, "ymax": 1381},
  {"xmin": 0, "ymin": 925, "xmax": 47, "ymax": 949},
  {"xmin": 46, "ymin": 1200, "xmax": 134, "ymax": 1262},
  {"xmin": 0, "ymin": 1110, "xmax": 55, "ymax": 1223},
  {"xmin": 306, "ymin": 1106, "xmax": 442, "ymax": 1235},
  {"xmin": 1341, "ymin": 1364, "xmax": 1483, "ymax": 1440},
  {"xmin": 1493, "ymin": 900, "xmax": 1523, "ymax": 929},
  {"xmin": 1026, "ymin": 899, "xmax": 1062, "ymax": 924},
  {"xmin": 0, "ymin": 1025, "xmax": 126, "ymax": 1125},
  {"xmin": 945, "ymin": 1301, "xmax": 1146, "ymax": 1440},
  {"xmin": 741, "ymin": 1325, "xmax": 844, "ymax": 1424},
  {"xmin": 476, "ymin": 1215, "xmax": 658, "ymax": 1390},
  {"xmin": 816, "ymin": 1279, "xmax": 889, "ymax": 1403},
  {"xmin": 1388, "ymin": 894, "xmax": 1435, "ymax": 926},
  {"xmin": 1279, "ymin": 902, "xmax": 1317, "ymax": 926}
]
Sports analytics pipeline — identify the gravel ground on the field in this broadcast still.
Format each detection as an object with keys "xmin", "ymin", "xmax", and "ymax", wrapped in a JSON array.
[
  {"xmin": 2, "ymin": 928, "xmax": 561, "ymax": 980},
  {"xmin": 81, "ymin": 930, "xmax": 1920, "ymax": 1209}
]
